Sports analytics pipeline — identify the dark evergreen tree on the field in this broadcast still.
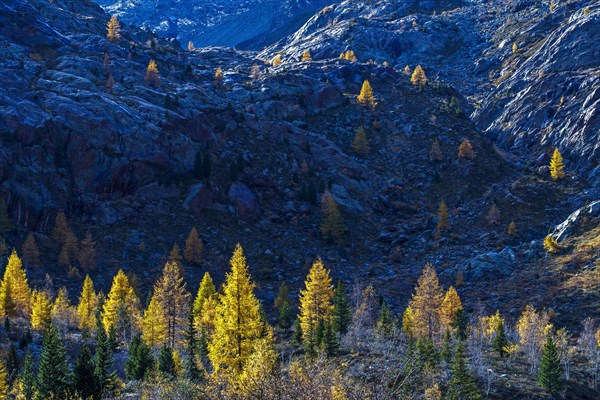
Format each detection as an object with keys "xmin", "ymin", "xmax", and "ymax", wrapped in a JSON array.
[
  {"xmin": 5, "ymin": 343, "xmax": 20, "ymax": 382},
  {"xmin": 447, "ymin": 341, "xmax": 481, "ymax": 400},
  {"xmin": 94, "ymin": 318, "xmax": 118, "ymax": 400},
  {"xmin": 158, "ymin": 344, "xmax": 175, "ymax": 377},
  {"xmin": 321, "ymin": 320, "xmax": 338, "ymax": 356},
  {"xmin": 36, "ymin": 324, "xmax": 72, "ymax": 399},
  {"xmin": 20, "ymin": 352, "xmax": 35, "ymax": 400},
  {"xmin": 538, "ymin": 335, "xmax": 562, "ymax": 394},
  {"xmin": 202, "ymin": 153, "xmax": 211, "ymax": 179},
  {"xmin": 452, "ymin": 309, "xmax": 469, "ymax": 340},
  {"xmin": 184, "ymin": 313, "xmax": 202, "ymax": 382},
  {"xmin": 376, "ymin": 301, "xmax": 394, "ymax": 337},
  {"xmin": 74, "ymin": 345, "xmax": 96, "ymax": 400},
  {"xmin": 332, "ymin": 280, "xmax": 351, "ymax": 336},
  {"xmin": 492, "ymin": 320, "xmax": 509, "ymax": 358},
  {"xmin": 417, "ymin": 339, "xmax": 439, "ymax": 369},
  {"xmin": 125, "ymin": 334, "xmax": 154, "ymax": 381},
  {"xmin": 279, "ymin": 300, "xmax": 293, "ymax": 330}
]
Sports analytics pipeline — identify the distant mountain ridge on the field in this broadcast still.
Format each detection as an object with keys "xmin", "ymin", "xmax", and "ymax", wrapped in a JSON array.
[{"xmin": 96, "ymin": 0, "xmax": 332, "ymax": 49}]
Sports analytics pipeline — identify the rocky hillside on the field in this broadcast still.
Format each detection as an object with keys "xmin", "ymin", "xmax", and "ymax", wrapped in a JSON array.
[
  {"xmin": 96, "ymin": 0, "xmax": 331, "ymax": 49},
  {"xmin": 262, "ymin": 0, "xmax": 600, "ymax": 187},
  {"xmin": 0, "ymin": 0, "xmax": 597, "ymax": 322}
]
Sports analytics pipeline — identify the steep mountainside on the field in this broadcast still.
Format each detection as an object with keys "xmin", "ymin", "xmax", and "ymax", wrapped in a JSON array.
[{"xmin": 96, "ymin": 0, "xmax": 331, "ymax": 49}]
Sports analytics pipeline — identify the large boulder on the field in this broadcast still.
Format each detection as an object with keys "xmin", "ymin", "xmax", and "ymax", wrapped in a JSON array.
[
  {"xmin": 228, "ymin": 182, "xmax": 259, "ymax": 219},
  {"xmin": 183, "ymin": 183, "xmax": 213, "ymax": 215}
]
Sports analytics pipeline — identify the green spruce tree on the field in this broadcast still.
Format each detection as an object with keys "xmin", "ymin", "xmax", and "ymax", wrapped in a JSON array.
[
  {"xmin": 332, "ymin": 280, "xmax": 351, "ymax": 336},
  {"xmin": 492, "ymin": 320, "xmax": 509, "ymax": 358},
  {"xmin": 20, "ymin": 352, "xmax": 35, "ymax": 400},
  {"xmin": 94, "ymin": 317, "xmax": 118, "ymax": 399},
  {"xmin": 447, "ymin": 341, "xmax": 481, "ymax": 400},
  {"xmin": 538, "ymin": 335, "xmax": 562, "ymax": 394},
  {"xmin": 279, "ymin": 300, "xmax": 293, "ymax": 330},
  {"xmin": 184, "ymin": 312, "xmax": 202, "ymax": 382},
  {"xmin": 36, "ymin": 324, "xmax": 72, "ymax": 399},
  {"xmin": 74, "ymin": 345, "xmax": 95, "ymax": 400},
  {"xmin": 377, "ymin": 301, "xmax": 394, "ymax": 337},
  {"xmin": 158, "ymin": 344, "xmax": 175, "ymax": 378}
]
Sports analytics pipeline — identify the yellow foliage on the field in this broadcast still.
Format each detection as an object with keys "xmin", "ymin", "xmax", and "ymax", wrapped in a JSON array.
[
  {"xmin": 107, "ymin": 15, "xmax": 121, "ymax": 42},
  {"xmin": 30, "ymin": 290, "xmax": 52, "ymax": 331},
  {"xmin": 435, "ymin": 201, "xmax": 450, "ymax": 238},
  {"xmin": 272, "ymin": 54, "xmax": 282, "ymax": 66},
  {"xmin": 142, "ymin": 294, "xmax": 167, "ymax": 348},
  {"xmin": 549, "ymin": 147, "xmax": 565, "ymax": 180},
  {"xmin": 154, "ymin": 260, "xmax": 190, "ymax": 348},
  {"xmin": 507, "ymin": 221, "xmax": 517, "ymax": 236},
  {"xmin": 0, "ymin": 360, "xmax": 7, "ymax": 400},
  {"xmin": 458, "ymin": 139, "xmax": 476, "ymax": 160},
  {"xmin": 425, "ymin": 384, "xmax": 442, "ymax": 400},
  {"xmin": 481, "ymin": 310, "xmax": 504, "ymax": 339},
  {"xmin": 102, "ymin": 269, "xmax": 141, "ymax": 333},
  {"xmin": 144, "ymin": 59, "xmax": 160, "ymax": 87},
  {"xmin": 0, "ymin": 250, "xmax": 31, "ymax": 318},
  {"xmin": 184, "ymin": 228, "xmax": 203, "ymax": 265},
  {"xmin": 440, "ymin": 286, "xmax": 462, "ymax": 328},
  {"xmin": 301, "ymin": 50, "xmax": 312, "ymax": 61},
  {"xmin": 544, "ymin": 235, "xmax": 560, "ymax": 253},
  {"xmin": 409, "ymin": 263, "xmax": 444, "ymax": 340},
  {"xmin": 299, "ymin": 258, "xmax": 334, "ymax": 344},
  {"xmin": 214, "ymin": 67, "xmax": 224, "ymax": 84},
  {"xmin": 77, "ymin": 275, "xmax": 98, "ymax": 332},
  {"xmin": 411, "ymin": 65, "xmax": 427, "ymax": 86},
  {"xmin": 402, "ymin": 305, "xmax": 415, "ymax": 338},
  {"xmin": 208, "ymin": 244, "xmax": 264, "ymax": 377},
  {"xmin": 356, "ymin": 80, "xmax": 377, "ymax": 109}
]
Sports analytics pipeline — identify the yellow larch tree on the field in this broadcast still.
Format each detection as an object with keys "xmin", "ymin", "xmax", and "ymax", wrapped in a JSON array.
[
  {"xmin": 101, "ymin": 269, "xmax": 141, "ymax": 334},
  {"xmin": 52, "ymin": 287, "xmax": 76, "ymax": 332},
  {"xmin": 402, "ymin": 305, "xmax": 415, "ymax": 338},
  {"xmin": 272, "ymin": 54, "xmax": 282, "ymax": 66},
  {"xmin": 440, "ymin": 286, "xmax": 462, "ymax": 328},
  {"xmin": 144, "ymin": 59, "xmax": 160, "ymax": 87},
  {"xmin": 411, "ymin": 65, "xmax": 428, "ymax": 86},
  {"xmin": 214, "ymin": 67, "xmax": 224, "ymax": 86},
  {"xmin": 481, "ymin": 310, "xmax": 504, "ymax": 339},
  {"xmin": 107, "ymin": 15, "xmax": 121, "ymax": 42},
  {"xmin": 356, "ymin": 80, "xmax": 377, "ymax": 109},
  {"xmin": 435, "ymin": 200, "xmax": 450, "ymax": 239},
  {"xmin": 409, "ymin": 263, "xmax": 444, "ymax": 341},
  {"xmin": 301, "ymin": 50, "xmax": 312, "ymax": 61},
  {"xmin": 517, "ymin": 304, "xmax": 552, "ymax": 372},
  {"xmin": 154, "ymin": 260, "xmax": 190, "ymax": 349},
  {"xmin": 236, "ymin": 327, "xmax": 277, "ymax": 395},
  {"xmin": 544, "ymin": 235, "xmax": 560, "ymax": 253},
  {"xmin": 0, "ymin": 250, "xmax": 31, "ymax": 317},
  {"xmin": 549, "ymin": 147, "xmax": 565, "ymax": 180},
  {"xmin": 184, "ymin": 227, "xmax": 203, "ymax": 265},
  {"xmin": 77, "ymin": 275, "xmax": 98, "ymax": 332},
  {"xmin": 30, "ymin": 290, "xmax": 52, "ymax": 331},
  {"xmin": 208, "ymin": 244, "xmax": 263, "ymax": 376},
  {"xmin": 299, "ymin": 258, "xmax": 334, "ymax": 344},
  {"xmin": 458, "ymin": 139, "xmax": 476, "ymax": 160},
  {"xmin": 141, "ymin": 293, "xmax": 168, "ymax": 348},
  {"xmin": 192, "ymin": 272, "xmax": 216, "ymax": 321},
  {"xmin": 0, "ymin": 359, "xmax": 7, "ymax": 400}
]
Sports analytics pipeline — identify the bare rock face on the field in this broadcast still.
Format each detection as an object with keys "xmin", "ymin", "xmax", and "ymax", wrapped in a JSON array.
[
  {"xmin": 229, "ymin": 182, "xmax": 258, "ymax": 219},
  {"xmin": 183, "ymin": 184, "xmax": 213, "ymax": 215},
  {"xmin": 473, "ymin": 3, "xmax": 600, "ymax": 186}
]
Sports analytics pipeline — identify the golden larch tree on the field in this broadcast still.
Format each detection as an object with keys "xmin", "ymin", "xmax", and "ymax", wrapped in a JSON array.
[
  {"xmin": 0, "ymin": 250, "xmax": 31, "ymax": 317},
  {"xmin": 409, "ymin": 263, "xmax": 444, "ymax": 340},
  {"xmin": 435, "ymin": 201, "xmax": 450, "ymax": 238},
  {"xmin": 0, "ymin": 359, "xmax": 6, "ymax": 400},
  {"xmin": 549, "ymin": 148, "xmax": 565, "ymax": 180},
  {"xmin": 299, "ymin": 258, "xmax": 334, "ymax": 344},
  {"xmin": 411, "ymin": 65, "xmax": 428, "ymax": 86},
  {"xmin": 30, "ymin": 290, "xmax": 52, "ymax": 331},
  {"xmin": 440, "ymin": 286, "xmax": 462, "ymax": 328},
  {"xmin": 301, "ymin": 50, "xmax": 312, "ymax": 61},
  {"xmin": 142, "ymin": 293, "xmax": 168, "ymax": 348},
  {"xmin": 458, "ymin": 139, "xmax": 476, "ymax": 160},
  {"xmin": 356, "ymin": 80, "xmax": 377, "ymax": 109},
  {"xmin": 101, "ymin": 269, "xmax": 141, "ymax": 334},
  {"xmin": 352, "ymin": 126, "xmax": 369, "ymax": 156},
  {"xmin": 402, "ymin": 305, "xmax": 415, "ymax": 338},
  {"xmin": 214, "ymin": 67, "xmax": 224, "ymax": 86},
  {"xmin": 184, "ymin": 227, "xmax": 203, "ymax": 265},
  {"xmin": 22, "ymin": 233, "xmax": 40, "ymax": 269},
  {"xmin": 52, "ymin": 287, "xmax": 76, "ymax": 332},
  {"xmin": 517, "ymin": 304, "xmax": 551, "ymax": 372},
  {"xmin": 272, "ymin": 54, "xmax": 282, "ymax": 66},
  {"xmin": 320, "ymin": 191, "xmax": 345, "ymax": 242},
  {"xmin": 544, "ymin": 235, "xmax": 560, "ymax": 253},
  {"xmin": 154, "ymin": 260, "xmax": 190, "ymax": 349},
  {"xmin": 507, "ymin": 221, "xmax": 517, "ymax": 236},
  {"xmin": 208, "ymin": 244, "xmax": 264, "ymax": 376},
  {"xmin": 144, "ymin": 59, "xmax": 160, "ymax": 87},
  {"xmin": 192, "ymin": 272, "xmax": 216, "ymax": 319},
  {"xmin": 107, "ymin": 15, "xmax": 121, "ymax": 42},
  {"xmin": 237, "ymin": 327, "xmax": 277, "ymax": 394},
  {"xmin": 77, "ymin": 275, "xmax": 98, "ymax": 332}
]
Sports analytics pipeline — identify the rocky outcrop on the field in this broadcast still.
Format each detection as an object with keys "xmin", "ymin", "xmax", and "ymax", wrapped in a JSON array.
[{"xmin": 552, "ymin": 200, "xmax": 600, "ymax": 241}]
